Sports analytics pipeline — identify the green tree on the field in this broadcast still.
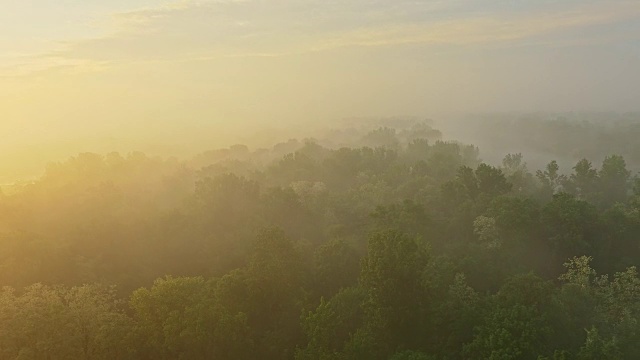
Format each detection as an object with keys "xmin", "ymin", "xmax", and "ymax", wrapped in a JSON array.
[
  {"xmin": 464, "ymin": 274, "xmax": 555, "ymax": 360},
  {"xmin": 475, "ymin": 163, "xmax": 512, "ymax": 198},
  {"xmin": 130, "ymin": 276, "xmax": 250, "ymax": 360},
  {"xmin": 296, "ymin": 287, "xmax": 367, "ymax": 360},
  {"xmin": 0, "ymin": 283, "xmax": 134, "ymax": 360},
  {"xmin": 313, "ymin": 238, "xmax": 360, "ymax": 298},
  {"xmin": 432, "ymin": 273, "xmax": 480, "ymax": 359},
  {"xmin": 598, "ymin": 155, "xmax": 630, "ymax": 207},
  {"xmin": 389, "ymin": 350, "xmax": 435, "ymax": 360},
  {"xmin": 536, "ymin": 160, "xmax": 562, "ymax": 201},
  {"xmin": 215, "ymin": 228, "xmax": 308, "ymax": 359},
  {"xmin": 541, "ymin": 194, "xmax": 601, "ymax": 267},
  {"xmin": 361, "ymin": 127, "xmax": 400, "ymax": 150},
  {"xmin": 357, "ymin": 230, "xmax": 431, "ymax": 358},
  {"xmin": 566, "ymin": 159, "xmax": 599, "ymax": 203}
]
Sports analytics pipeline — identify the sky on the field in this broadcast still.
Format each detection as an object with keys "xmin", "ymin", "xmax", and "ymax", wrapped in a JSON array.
[{"xmin": 1, "ymin": 0, "xmax": 640, "ymax": 181}]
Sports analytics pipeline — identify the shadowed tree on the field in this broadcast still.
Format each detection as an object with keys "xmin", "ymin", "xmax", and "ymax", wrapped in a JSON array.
[{"xmin": 598, "ymin": 155, "xmax": 630, "ymax": 207}]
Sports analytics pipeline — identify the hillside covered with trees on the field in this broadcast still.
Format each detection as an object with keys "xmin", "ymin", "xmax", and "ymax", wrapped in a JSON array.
[{"xmin": 1, "ymin": 119, "xmax": 640, "ymax": 359}]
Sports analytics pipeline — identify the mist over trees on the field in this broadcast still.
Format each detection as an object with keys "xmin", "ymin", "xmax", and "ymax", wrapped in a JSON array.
[
  {"xmin": 439, "ymin": 112, "xmax": 640, "ymax": 173},
  {"xmin": 1, "ymin": 116, "xmax": 640, "ymax": 359}
]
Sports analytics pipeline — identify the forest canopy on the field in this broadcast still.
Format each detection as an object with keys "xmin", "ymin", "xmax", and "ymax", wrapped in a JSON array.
[{"xmin": 1, "ymin": 117, "xmax": 640, "ymax": 359}]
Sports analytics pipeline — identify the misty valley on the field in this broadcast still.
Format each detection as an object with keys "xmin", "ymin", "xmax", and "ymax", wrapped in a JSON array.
[
  {"xmin": 4, "ymin": 0, "xmax": 640, "ymax": 357},
  {"xmin": 1, "ymin": 116, "xmax": 640, "ymax": 359}
]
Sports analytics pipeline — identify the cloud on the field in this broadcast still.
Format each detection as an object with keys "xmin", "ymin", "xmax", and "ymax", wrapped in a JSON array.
[
  {"xmin": 3, "ymin": 0, "xmax": 639, "ymax": 77},
  {"xmin": 314, "ymin": 1, "xmax": 640, "ymax": 50}
]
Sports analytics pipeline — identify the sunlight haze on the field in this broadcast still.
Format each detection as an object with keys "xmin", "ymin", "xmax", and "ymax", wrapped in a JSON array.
[
  {"xmin": 2, "ymin": 0, "xmax": 640, "ymax": 181},
  {"xmin": 4, "ymin": 2, "xmax": 640, "ymax": 358}
]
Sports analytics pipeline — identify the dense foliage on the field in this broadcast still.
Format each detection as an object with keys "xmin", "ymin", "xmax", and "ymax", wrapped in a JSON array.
[{"xmin": 1, "ymin": 120, "xmax": 640, "ymax": 359}]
